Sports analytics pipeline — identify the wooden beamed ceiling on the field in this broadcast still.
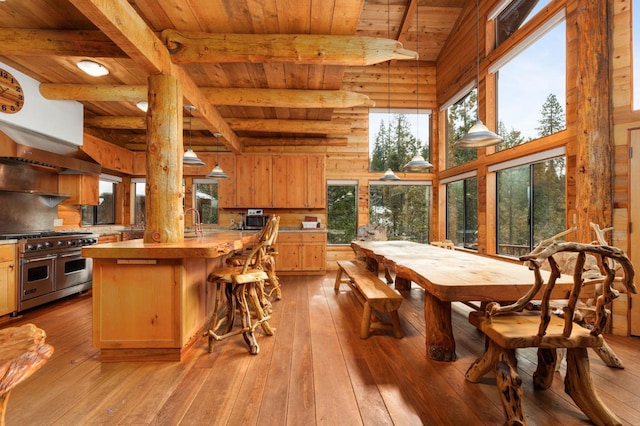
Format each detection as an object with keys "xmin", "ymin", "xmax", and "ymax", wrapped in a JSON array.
[{"xmin": 0, "ymin": 0, "xmax": 465, "ymax": 153}]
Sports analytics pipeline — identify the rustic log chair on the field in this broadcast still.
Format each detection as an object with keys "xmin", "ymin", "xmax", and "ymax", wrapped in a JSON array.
[
  {"xmin": 465, "ymin": 242, "xmax": 637, "ymax": 426},
  {"xmin": 226, "ymin": 215, "xmax": 281, "ymax": 301},
  {"xmin": 537, "ymin": 224, "xmax": 627, "ymax": 369},
  {"xmin": 205, "ymin": 222, "xmax": 278, "ymax": 355}
]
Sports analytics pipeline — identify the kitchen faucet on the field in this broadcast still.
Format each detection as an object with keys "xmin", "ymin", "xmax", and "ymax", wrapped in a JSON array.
[{"xmin": 184, "ymin": 208, "xmax": 204, "ymax": 238}]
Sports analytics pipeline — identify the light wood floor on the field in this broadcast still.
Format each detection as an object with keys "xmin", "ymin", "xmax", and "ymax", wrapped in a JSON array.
[{"xmin": 4, "ymin": 274, "xmax": 640, "ymax": 425}]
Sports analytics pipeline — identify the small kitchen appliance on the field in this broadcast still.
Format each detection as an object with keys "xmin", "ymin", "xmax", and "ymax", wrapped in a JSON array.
[{"xmin": 244, "ymin": 209, "xmax": 270, "ymax": 230}]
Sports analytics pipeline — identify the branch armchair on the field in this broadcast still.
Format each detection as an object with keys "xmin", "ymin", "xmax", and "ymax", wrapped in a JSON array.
[{"xmin": 465, "ymin": 242, "xmax": 637, "ymax": 426}]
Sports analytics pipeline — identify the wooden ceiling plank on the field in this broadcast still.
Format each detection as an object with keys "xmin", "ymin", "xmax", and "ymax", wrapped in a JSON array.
[
  {"xmin": 67, "ymin": 0, "xmax": 242, "ymax": 154},
  {"xmin": 162, "ymin": 31, "xmax": 418, "ymax": 65}
]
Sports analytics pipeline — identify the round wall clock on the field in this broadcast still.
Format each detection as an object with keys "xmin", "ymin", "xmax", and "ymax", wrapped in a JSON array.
[{"xmin": 0, "ymin": 68, "xmax": 24, "ymax": 114}]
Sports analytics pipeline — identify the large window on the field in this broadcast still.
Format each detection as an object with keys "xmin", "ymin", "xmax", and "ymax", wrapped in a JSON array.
[
  {"xmin": 193, "ymin": 179, "xmax": 219, "ymax": 224},
  {"xmin": 443, "ymin": 87, "xmax": 478, "ymax": 168},
  {"xmin": 495, "ymin": 151, "xmax": 566, "ymax": 257},
  {"xmin": 369, "ymin": 181, "xmax": 430, "ymax": 243},
  {"xmin": 445, "ymin": 174, "xmax": 478, "ymax": 250},
  {"xmin": 327, "ymin": 181, "xmax": 358, "ymax": 245},
  {"xmin": 492, "ymin": 11, "xmax": 566, "ymax": 148},
  {"xmin": 369, "ymin": 110, "xmax": 431, "ymax": 172},
  {"xmin": 81, "ymin": 176, "xmax": 118, "ymax": 226}
]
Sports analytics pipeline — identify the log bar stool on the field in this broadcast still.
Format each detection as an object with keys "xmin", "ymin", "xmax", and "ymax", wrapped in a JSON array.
[
  {"xmin": 206, "ymin": 217, "xmax": 279, "ymax": 355},
  {"xmin": 0, "ymin": 323, "xmax": 53, "ymax": 425},
  {"xmin": 465, "ymin": 242, "xmax": 636, "ymax": 426},
  {"xmin": 226, "ymin": 215, "xmax": 281, "ymax": 300}
]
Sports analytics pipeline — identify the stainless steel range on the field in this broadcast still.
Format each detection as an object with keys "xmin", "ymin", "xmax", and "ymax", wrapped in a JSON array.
[{"xmin": 1, "ymin": 231, "xmax": 98, "ymax": 312}]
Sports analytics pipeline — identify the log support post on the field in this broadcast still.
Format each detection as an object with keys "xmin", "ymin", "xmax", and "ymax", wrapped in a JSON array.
[
  {"xmin": 144, "ymin": 74, "xmax": 184, "ymax": 243},
  {"xmin": 574, "ymin": 0, "xmax": 611, "ymax": 242}
]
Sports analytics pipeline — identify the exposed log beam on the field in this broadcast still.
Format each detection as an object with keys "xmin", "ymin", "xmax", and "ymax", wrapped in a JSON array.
[
  {"xmin": 40, "ymin": 84, "xmax": 374, "ymax": 108},
  {"xmin": 242, "ymin": 137, "xmax": 349, "ymax": 146},
  {"xmin": 225, "ymin": 118, "xmax": 352, "ymax": 134},
  {"xmin": 68, "ymin": 0, "xmax": 242, "ymax": 154},
  {"xmin": 162, "ymin": 31, "xmax": 418, "ymax": 65},
  {"xmin": 0, "ymin": 29, "xmax": 126, "ymax": 58},
  {"xmin": 85, "ymin": 116, "xmax": 353, "ymax": 135},
  {"xmin": 124, "ymin": 136, "xmax": 349, "ymax": 149}
]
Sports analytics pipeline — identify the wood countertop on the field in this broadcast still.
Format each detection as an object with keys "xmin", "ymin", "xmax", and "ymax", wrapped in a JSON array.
[{"xmin": 81, "ymin": 230, "xmax": 259, "ymax": 259}]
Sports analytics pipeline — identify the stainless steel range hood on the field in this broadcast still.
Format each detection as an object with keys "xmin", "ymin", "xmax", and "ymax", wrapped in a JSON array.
[{"xmin": 0, "ymin": 128, "xmax": 101, "ymax": 175}]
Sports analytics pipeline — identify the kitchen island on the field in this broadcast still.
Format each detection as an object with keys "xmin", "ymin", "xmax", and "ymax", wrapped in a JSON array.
[{"xmin": 82, "ymin": 231, "xmax": 259, "ymax": 362}]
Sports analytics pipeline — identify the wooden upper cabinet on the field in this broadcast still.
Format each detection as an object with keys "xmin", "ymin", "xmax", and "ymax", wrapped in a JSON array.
[
  {"xmin": 217, "ymin": 155, "xmax": 236, "ymax": 209},
  {"xmin": 59, "ymin": 174, "xmax": 99, "ymax": 205},
  {"xmin": 306, "ymin": 155, "xmax": 326, "ymax": 208},
  {"xmin": 231, "ymin": 154, "xmax": 325, "ymax": 208},
  {"xmin": 273, "ymin": 155, "xmax": 306, "ymax": 207},
  {"xmin": 235, "ymin": 155, "xmax": 273, "ymax": 208},
  {"xmin": 273, "ymin": 155, "xmax": 326, "ymax": 208}
]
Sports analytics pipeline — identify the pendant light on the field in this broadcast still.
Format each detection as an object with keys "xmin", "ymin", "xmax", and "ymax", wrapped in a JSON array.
[
  {"xmin": 454, "ymin": 0, "xmax": 503, "ymax": 149},
  {"xmin": 183, "ymin": 105, "xmax": 205, "ymax": 167},
  {"xmin": 206, "ymin": 133, "xmax": 229, "ymax": 179},
  {"xmin": 380, "ymin": 0, "xmax": 401, "ymax": 181},
  {"xmin": 404, "ymin": 3, "xmax": 433, "ymax": 172}
]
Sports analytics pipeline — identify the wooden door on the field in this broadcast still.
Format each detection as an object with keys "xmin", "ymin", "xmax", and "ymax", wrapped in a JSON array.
[
  {"xmin": 306, "ymin": 155, "xmax": 326, "ymax": 208},
  {"xmin": 235, "ymin": 155, "xmax": 272, "ymax": 208},
  {"xmin": 273, "ymin": 155, "xmax": 306, "ymax": 207},
  {"xmin": 217, "ymin": 154, "xmax": 236, "ymax": 208},
  {"xmin": 630, "ymin": 130, "xmax": 640, "ymax": 336}
]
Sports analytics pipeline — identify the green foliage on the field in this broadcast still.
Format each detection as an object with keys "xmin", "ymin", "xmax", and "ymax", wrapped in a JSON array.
[
  {"xmin": 327, "ymin": 185, "xmax": 357, "ymax": 244},
  {"xmin": 370, "ymin": 114, "xmax": 430, "ymax": 172},
  {"xmin": 536, "ymin": 93, "xmax": 565, "ymax": 137}
]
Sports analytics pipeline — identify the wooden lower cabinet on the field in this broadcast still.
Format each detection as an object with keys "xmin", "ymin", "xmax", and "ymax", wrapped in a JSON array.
[
  {"xmin": 275, "ymin": 232, "xmax": 326, "ymax": 274},
  {"xmin": 0, "ymin": 244, "xmax": 17, "ymax": 316}
]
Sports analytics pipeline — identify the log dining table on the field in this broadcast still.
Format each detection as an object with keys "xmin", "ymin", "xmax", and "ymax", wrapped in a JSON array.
[{"xmin": 350, "ymin": 240, "xmax": 574, "ymax": 362}]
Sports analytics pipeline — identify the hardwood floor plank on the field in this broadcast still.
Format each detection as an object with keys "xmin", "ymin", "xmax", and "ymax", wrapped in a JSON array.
[
  {"xmin": 284, "ymin": 276, "xmax": 317, "ymax": 425},
  {"xmin": 1, "ymin": 275, "xmax": 639, "ymax": 425},
  {"xmin": 308, "ymin": 276, "xmax": 363, "ymax": 425}
]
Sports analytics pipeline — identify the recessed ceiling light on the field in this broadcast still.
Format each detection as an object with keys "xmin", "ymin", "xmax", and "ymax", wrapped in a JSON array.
[
  {"xmin": 136, "ymin": 101, "xmax": 148, "ymax": 112},
  {"xmin": 76, "ymin": 60, "xmax": 109, "ymax": 77}
]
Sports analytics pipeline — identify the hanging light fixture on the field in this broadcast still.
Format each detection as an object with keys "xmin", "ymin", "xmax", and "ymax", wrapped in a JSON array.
[
  {"xmin": 454, "ymin": 0, "xmax": 503, "ymax": 149},
  {"xmin": 183, "ymin": 105, "xmax": 205, "ymax": 167},
  {"xmin": 380, "ymin": 0, "xmax": 401, "ymax": 181},
  {"xmin": 206, "ymin": 133, "xmax": 229, "ymax": 179},
  {"xmin": 404, "ymin": 3, "xmax": 433, "ymax": 172}
]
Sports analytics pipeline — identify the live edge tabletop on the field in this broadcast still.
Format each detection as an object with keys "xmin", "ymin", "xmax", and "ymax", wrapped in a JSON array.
[
  {"xmin": 351, "ymin": 240, "xmax": 573, "ymax": 362},
  {"xmin": 82, "ymin": 230, "xmax": 259, "ymax": 259},
  {"xmin": 81, "ymin": 231, "xmax": 260, "ymax": 363}
]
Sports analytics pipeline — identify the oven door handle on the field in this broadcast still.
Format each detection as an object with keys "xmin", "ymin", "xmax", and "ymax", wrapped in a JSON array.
[
  {"xmin": 57, "ymin": 252, "xmax": 81, "ymax": 259},
  {"xmin": 23, "ymin": 254, "xmax": 58, "ymax": 263}
]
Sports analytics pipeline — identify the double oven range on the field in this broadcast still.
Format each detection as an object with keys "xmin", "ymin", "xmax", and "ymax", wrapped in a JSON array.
[{"xmin": 0, "ymin": 231, "xmax": 98, "ymax": 312}]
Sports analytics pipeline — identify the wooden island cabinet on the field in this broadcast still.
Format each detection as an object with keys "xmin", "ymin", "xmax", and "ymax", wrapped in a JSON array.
[{"xmin": 82, "ymin": 231, "xmax": 259, "ymax": 362}]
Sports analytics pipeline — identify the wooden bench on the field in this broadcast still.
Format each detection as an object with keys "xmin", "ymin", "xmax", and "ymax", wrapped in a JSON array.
[{"xmin": 334, "ymin": 260, "xmax": 404, "ymax": 339}]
